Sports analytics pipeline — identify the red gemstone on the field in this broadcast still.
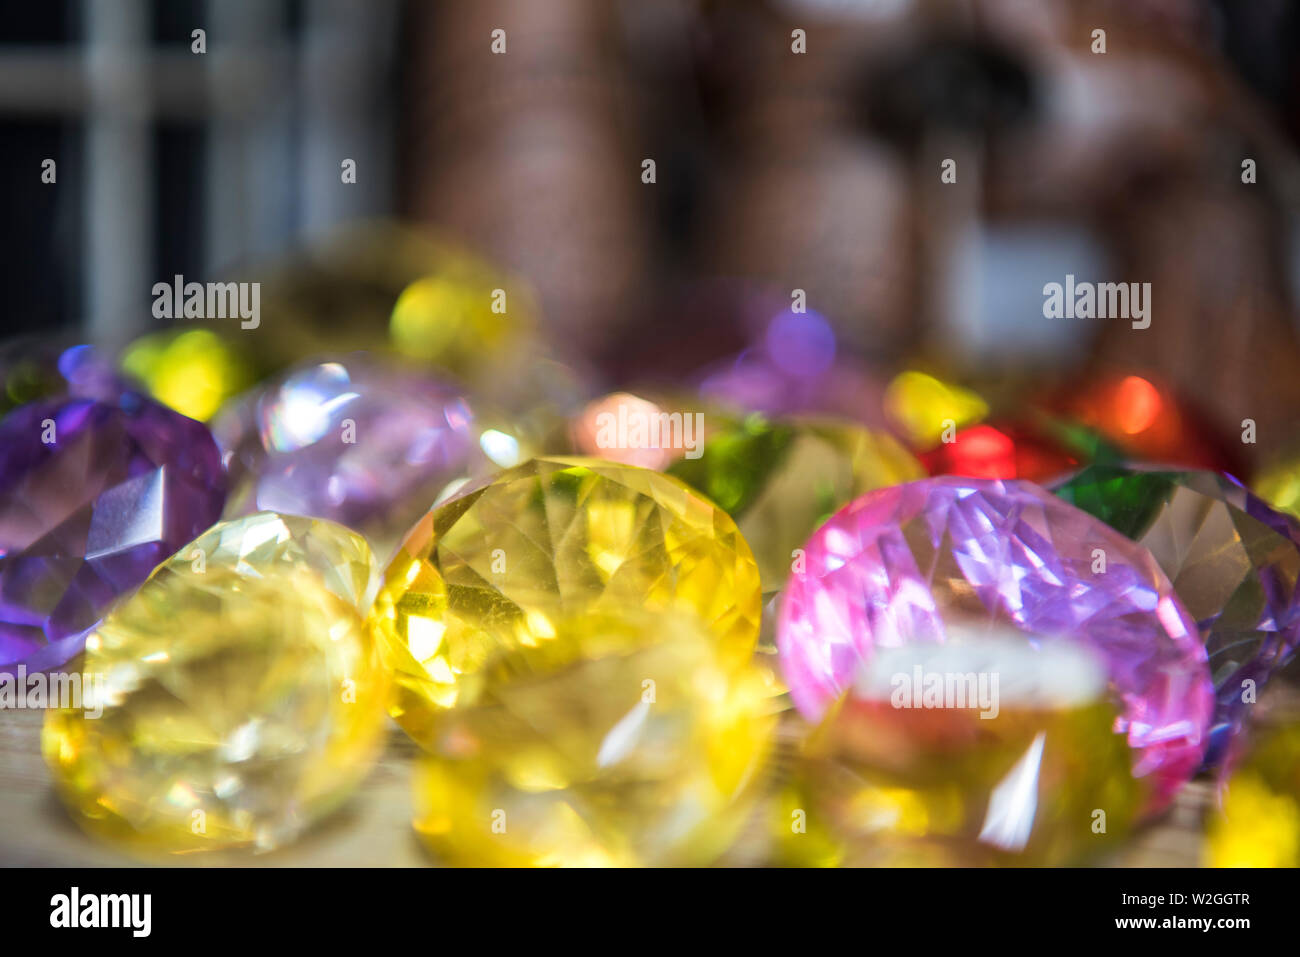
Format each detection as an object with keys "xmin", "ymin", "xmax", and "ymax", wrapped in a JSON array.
[
  {"xmin": 1043, "ymin": 374, "xmax": 1242, "ymax": 475},
  {"xmin": 919, "ymin": 421, "xmax": 1082, "ymax": 483}
]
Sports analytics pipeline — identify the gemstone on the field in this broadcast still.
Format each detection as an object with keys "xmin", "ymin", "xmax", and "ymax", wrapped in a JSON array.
[
  {"xmin": 120, "ymin": 328, "xmax": 258, "ymax": 422},
  {"xmin": 243, "ymin": 222, "xmax": 537, "ymax": 382},
  {"xmin": 668, "ymin": 416, "xmax": 923, "ymax": 589},
  {"xmin": 1205, "ymin": 721, "xmax": 1300, "ymax": 867},
  {"xmin": 569, "ymin": 392, "xmax": 694, "ymax": 471},
  {"xmin": 1054, "ymin": 465, "xmax": 1300, "ymax": 767},
  {"xmin": 42, "ymin": 513, "xmax": 389, "ymax": 853},
  {"xmin": 777, "ymin": 477, "xmax": 1214, "ymax": 806},
  {"xmin": 698, "ymin": 353, "xmax": 889, "ymax": 428},
  {"xmin": 693, "ymin": 306, "xmax": 891, "ymax": 428},
  {"xmin": 411, "ymin": 609, "xmax": 775, "ymax": 866},
  {"xmin": 1042, "ymin": 373, "xmax": 1242, "ymax": 476},
  {"xmin": 372, "ymin": 456, "xmax": 762, "ymax": 747},
  {"xmin": 883, "ymin": 370, "xmax": 988, "ymax": 448},
  {"xmin": 0, "ymin": 394, "xmax": 227, "ymax": 676},
  {"xmin": 1254, "ymin": 453, "xmax": 1300, "ymax": 524},
  {"xmin": 213, "ymin": 355, "xmax": 480, "ymax": 553},
  {"xmin": 0, "ymin": 341, "xmax": 131, "ymax": 414},
  {"xmin": 917, "ymin": 420, "xmax": 1099, "ymax": 483},
  {"xmin": 389, "ymin": 265, "xmax": 536, "ymax": 380},
  {"xmin": 792, "ymin": 635, "xmax": 1143, "ymax": 865}
]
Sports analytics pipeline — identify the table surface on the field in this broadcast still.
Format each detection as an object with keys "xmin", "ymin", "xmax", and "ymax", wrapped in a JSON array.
[{"xmin": 0, "ymin": 703, "xmax": 1219, "ymax": 867}]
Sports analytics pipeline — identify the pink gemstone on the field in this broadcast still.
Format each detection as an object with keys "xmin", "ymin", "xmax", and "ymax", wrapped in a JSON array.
[{"xmin": 777, "ymin": 476, "xmax": 1214, "ymax": 806}]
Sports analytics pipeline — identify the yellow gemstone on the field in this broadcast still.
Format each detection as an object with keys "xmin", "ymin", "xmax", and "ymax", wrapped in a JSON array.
[
  {"xmin": 43, "ymin": 513, "xmax": 389, "ymax": 854},
  {"xmin": 411, "ymin": 610, "xmax": 775, "ymax": 866},
  {"xmin": 668, "ymin": 416, "xmax": 923, "ymax": 588},
  {"xmin": 884, "ymin": 370, "xmax": 988, "ymax": 448},
  {"xmin": 372, "ymin": 456, "xmax": 763, "ymax": 745},
  {"xmin": 1205, "ymin": 722, "xmax": 1300, "ymax": 867},
  {"xmin": 793, "ymin": 636, "xmax": 1144, "ymax": 865},
  {"xmin": 119, "ymin": 328, "xmax": 257, "ymax": 421},
  {"xmin": 390, "ymin": 270, "xmax": 535, "ymax": 377},
  {"xmin": 1254, "ymin": 455, "xmax": 1300, "ymax": 523},
  {"xmin": 239, "ymin": 222, "xmax": 540, "ymax": 389}
]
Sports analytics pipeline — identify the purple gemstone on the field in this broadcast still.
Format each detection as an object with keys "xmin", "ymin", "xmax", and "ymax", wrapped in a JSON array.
[
  {"xmin": 215, "ymin": 355, "xmax": 478, "ymax": 543},
  {"xmin": 777, "ymin": 476, "xmax": 1215, "ymax": 807},
  {"xmin": 696, "ymin": 308, "xmax": 890, "ymax": 427},
  {"xmin": 0, "ymin": 341, "xmax": 132, "ymax": 414},
  {"xmin": 0, "ymin": 394, "xmax": 227, "ymax": 674}
]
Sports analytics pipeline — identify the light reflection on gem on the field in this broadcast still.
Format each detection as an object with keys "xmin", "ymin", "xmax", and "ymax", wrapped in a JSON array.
[
  {"xmin": 779, "ymin": 477, "xmax": 1214, "ymax": 806},
  {"xmin": 977, "ymin": 732, "xmax": 1045, "ymax": 852}
]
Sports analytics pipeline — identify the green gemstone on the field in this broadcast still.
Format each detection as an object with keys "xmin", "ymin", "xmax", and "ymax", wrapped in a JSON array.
[
  {"xmin": 668, "ymin": 417, "xmax": 923, "ymax": 590},
  {"xmin": 1053, "ymin": 465, "xmax": 1182, "ymax": 539},
  {"xmin": 1054, "ymin": 464, "xmax": 1300, "ymax": 765}
]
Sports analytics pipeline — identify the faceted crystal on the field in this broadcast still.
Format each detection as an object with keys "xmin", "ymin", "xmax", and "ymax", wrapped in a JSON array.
[
  {"xmin": 120, "ymin": 328, "xmax": 258, "ymax": 422},
  {"xmin": 0, "ymin": 341, "xmax": 129, "ymax": 414},
  {"xmin": 777, "ymin": 477, "xmax": 1214, "ymax": 805},
  {"xmin": 1043, "ymin": 373, "xmax": 1242, "ymax": 476},
  {"xmin": 1205, "ymin": 721, "xmax": 1300, "ymax": 867},
  {"xmin": 1054, "ymin": 465, "xmax": 1300, "ymax": 766},
  {"xmin": 412, "ymin": 610, "xmax": 775, "ymax": 866},
  {"xmin": 43, "ymin": 513, "xmax": 389, "ymax": 854},
  {"xmin": 883, "ymin": 370, "xmax": 988, "ymax": 448},
  {"xmin": 372, "ymin": 457, "xmax": 762, "ymax": 747},
  {"xmin": 918, "ymin": 420, "xmax": 1098, "ymax": 483},
  {"xmin": 687, "ymin": 302, "xmax": 892, "ymax": 428},
  {"xmin": 792, "ymin": 636, "xmax": 1143, "ymax": 865},
  {"xmin": 570, "ymin": 392, "xmax": 693, "ymax": 471},
  {"xmin": 1254, "ymin": 452, "xmax": 1300, "ymax": 524},
  {"xmin": 244, "ymin": 222, "xmax": 538, "ymax": 386},
  {"xmin": 668, "ymin": 416, "xmax": 923, "ymax": 589},
  {"xmin": 0, "ymin": 394, "xmax": 226, "ymax": 675},
  {"xmin": 214, "ymin": 355, "xmax": 480, "ymax": 553}
]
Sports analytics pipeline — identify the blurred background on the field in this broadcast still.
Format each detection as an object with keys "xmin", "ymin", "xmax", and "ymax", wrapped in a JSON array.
[{"xmin": 4, "ymin": 0, "xmax": 1300, "ymax": 461}]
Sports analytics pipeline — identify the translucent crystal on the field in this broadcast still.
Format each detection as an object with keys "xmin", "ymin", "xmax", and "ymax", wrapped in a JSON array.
[
  {"xmin": 411, "ymin": 610, "xmax": 775, "ymax": 866},
  {"xmin": 43, "ymin": 513, "xmax": 389, "ymax": 854},
  {"xmin": 1055, "ymin": 466, "xmax": 1300, "ymax": 766},
  {"xmin": 778, "ymin": 477, "xmax": 1214, "ymax": 807},
  {"xmin": 1206, "ymin": 722, "xmax": 1300, "ymax": 867},
  {"xmin": 792, "ymin": 636, "xmax": 1143, "ymax": 865},
  {"xmin": 372, "ymin": 457, "xmax": 762, "ymax": 747},
  {"xmin": 668, "ymin": 416, "xmax": 922, "ymax": 589}
]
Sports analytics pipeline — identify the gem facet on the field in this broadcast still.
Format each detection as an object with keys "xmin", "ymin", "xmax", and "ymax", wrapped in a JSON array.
[
  {"xmin": 668, "ymin": 416, "xmax": 923, "ymax": 589},
  {"xmin": 42, "ymin": 513, "xmax": 389, "ymax": 853},
  {"xmin": 1054, "ymin": 465, "xmax": 1300, "ymax": 766},
  {"xmin": 411, "ymin": 610, "xmax": 775, "ymax": 866},
  {"xmin": 794, "ymin": 636, "xmax": 1143, "ymax": 865},
  {"xmin": 777, "ymin": 477, "xmax": 1214, "ymax": 805},
  {"xmin": 372, "ymin": 457, "xmax": 762, "ymax": 747},
  {"xmin": 0, "ymin": 395, "xmax": 226, "ymax": 675},
  {"xmin": 214, "ymin": 355, "xmax": 479, "ymax": 552}
]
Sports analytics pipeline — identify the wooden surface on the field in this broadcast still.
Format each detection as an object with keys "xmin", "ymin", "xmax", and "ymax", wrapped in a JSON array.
[{"xmin": 0, "ymin": 704, "xmax": 1213, "ymax": 867}]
